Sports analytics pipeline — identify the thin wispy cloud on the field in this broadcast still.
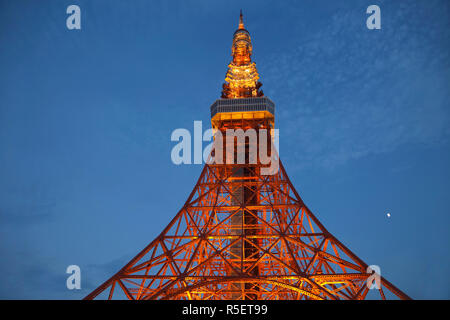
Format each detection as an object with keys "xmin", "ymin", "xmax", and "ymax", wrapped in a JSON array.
[
  {"xmin": 262, "ymin": 2, "xmax": 450, "ymax": 169},
  {"xmin": 0, "ymin": 243, "xmax": 67, "ymax": 299},
  {"xmin": 0, "ymin": 186, "xmax": 57, "ymax": 226}
]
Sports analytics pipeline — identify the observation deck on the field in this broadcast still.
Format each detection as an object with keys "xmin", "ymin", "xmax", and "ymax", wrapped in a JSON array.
[{"xmin": 210, "ymin": 97, "xmax": 275, "ymax": 129}]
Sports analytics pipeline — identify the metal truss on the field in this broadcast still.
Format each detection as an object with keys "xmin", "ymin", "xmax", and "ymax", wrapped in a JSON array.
[
  {"xmin": 84, "ymin": 11, "xmax": 410, "ymax": 301},
  {"xmin": 85, "ymin": 160, "xmax": 410, "ymax": 300}
]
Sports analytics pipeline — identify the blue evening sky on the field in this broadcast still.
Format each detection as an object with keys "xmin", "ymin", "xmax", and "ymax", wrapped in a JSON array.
[{"xmin": 0, "ymin": 0, "xmax": 449, "ymax": 299}]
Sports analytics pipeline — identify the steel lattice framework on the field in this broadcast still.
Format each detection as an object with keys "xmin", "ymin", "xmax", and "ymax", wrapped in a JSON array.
[
  {"xmin": 84, "ymin": 11, "xmax": 410, "ymax": 300},
  {"xmin": 85, "ymin": 158, "xmax": 410, "ymax": 300}
]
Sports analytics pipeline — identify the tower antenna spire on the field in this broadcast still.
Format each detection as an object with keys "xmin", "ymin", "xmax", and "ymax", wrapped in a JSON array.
[
  {"xmin": 221, "ymin": 9, "xmax": 261, "ymax": 98},
  {"xmin": 239, "ymin": 9, "xmax": 244, "ymax": 29}
]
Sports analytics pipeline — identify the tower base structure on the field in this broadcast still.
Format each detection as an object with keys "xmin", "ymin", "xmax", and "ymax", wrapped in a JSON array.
[{"xmin": 85, "ymin": 159, "xmax": 410, "ymax": 300}]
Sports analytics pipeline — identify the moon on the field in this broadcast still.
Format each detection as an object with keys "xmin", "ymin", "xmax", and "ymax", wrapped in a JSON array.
[{"xmin": 387, "ymin": 213, "xmax": 391, "ymax": 218}]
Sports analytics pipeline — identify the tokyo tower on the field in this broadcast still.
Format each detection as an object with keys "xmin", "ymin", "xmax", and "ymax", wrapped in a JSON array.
[{"xmin": 85, "ymin": 11, "xmax": 410, "ymax": 300}]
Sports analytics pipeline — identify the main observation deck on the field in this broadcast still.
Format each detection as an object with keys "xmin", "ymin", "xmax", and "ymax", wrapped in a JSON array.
[{"xmin": 210, "ymin": 97, "xmax": 275, "ymax": 129}]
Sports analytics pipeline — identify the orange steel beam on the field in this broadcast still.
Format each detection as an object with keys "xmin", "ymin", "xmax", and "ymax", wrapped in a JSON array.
[{"xmin": 84, "ymin": 159, "xmax": 411, "ymax": 300}]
